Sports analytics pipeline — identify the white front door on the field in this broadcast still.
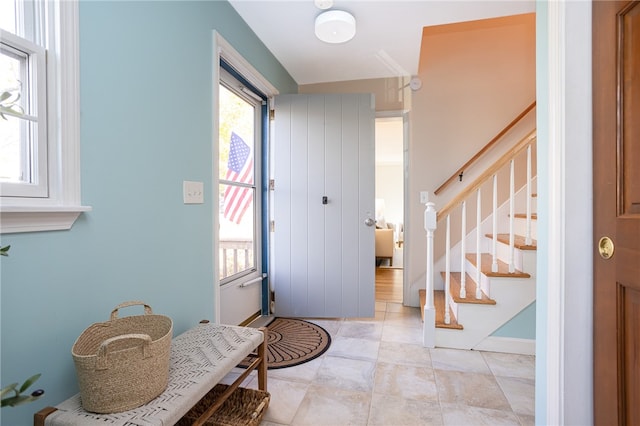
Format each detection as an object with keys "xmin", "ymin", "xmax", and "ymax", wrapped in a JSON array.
[{"xmin": 272, "ymin": 93, "xmax": 375, "ymax": 318}]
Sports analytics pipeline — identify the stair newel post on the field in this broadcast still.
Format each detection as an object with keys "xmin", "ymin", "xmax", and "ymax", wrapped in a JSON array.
[
  {"xmin": 509, "ymin": 159, "xmax": 516, "ymax": 273},
  {"xmin": 445, "ymin": 215, "xmax": 451, "ymax": 324},
  {"xmin": 423, "ymin": 198, "xmax": 437, "ymax": 348},
  {"xmin": 460, "ymin": 201, "xmax": 467, "ymax": 298},
  {"xmin": 525, "ymin": 143, "xmax": 533, "ymax": 246},
  {"xmin": 491, "ymin": 174, "xmax": 499, "ymax": 273},
  {"xmin": 476, "ymin": 189, "xmax": 482, "ymax": 299}
]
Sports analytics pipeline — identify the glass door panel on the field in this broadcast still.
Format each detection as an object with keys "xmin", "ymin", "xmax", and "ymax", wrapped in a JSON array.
[
  {"xmin": 218, "ymin": 183, "xmax": 255, "ymax": 280},
  {"xmin": 218, "ymin": 74, "xmax": 259, "ymax": 285}
]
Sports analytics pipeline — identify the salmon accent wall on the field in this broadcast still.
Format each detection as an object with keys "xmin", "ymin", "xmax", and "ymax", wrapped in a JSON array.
[{"xmin": 408, "ymin": 13, "xmax": 536, "ymax": 305}]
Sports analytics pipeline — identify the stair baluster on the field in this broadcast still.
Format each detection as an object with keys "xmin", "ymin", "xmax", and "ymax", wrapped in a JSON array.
[
  {"xmin": 508, "ymin": 159, "xmax": 516, "ymax": 273},
  {"xmin": 526, "ymin": 144, "xmax": 533, "ymax": 245},
  {"xmin": 492, "ymin": 174, "xmax": 498, "ymax": 273},
  {"xmin": 460, "ymin": 200, "xmax": 467, "ymax": 298},
  {"xmin": 476, "ymin": 189, "xmax": 482, "ymax": 299},
  {"xmin": 445, "ymin": 215, "xmax": 451, "ymax": 324}
]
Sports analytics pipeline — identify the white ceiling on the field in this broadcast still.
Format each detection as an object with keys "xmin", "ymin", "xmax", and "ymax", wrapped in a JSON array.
[{"xmin": 228, "ymin": 0, "xmax": 535, "ymax": 85}]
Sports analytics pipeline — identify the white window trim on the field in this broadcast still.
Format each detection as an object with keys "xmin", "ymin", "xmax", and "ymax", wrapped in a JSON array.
[{"xmin": 1, "ymin": 0, "xmax": 91, "ymax": 234}]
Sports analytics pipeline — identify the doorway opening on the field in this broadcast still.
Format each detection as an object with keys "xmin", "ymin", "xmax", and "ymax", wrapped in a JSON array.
[
  {"xmin": 212, "ymin": 33, "xmax": 279, "ymax": 326},
  {"xmin": 217, "ymin": 61, "xmax": 266, "ymax": 326},
  {"xmin": 374, "ymin": 115, "xmax": 406, "ymax": 303}
]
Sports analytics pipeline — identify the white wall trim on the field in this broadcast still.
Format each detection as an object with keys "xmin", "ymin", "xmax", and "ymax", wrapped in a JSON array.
[
  {"xmin": 474, "ymin": 336, "xmax": 536, "ymax": 355},
  {"xmin": 545, "ymin": 0, "xmax": 566, "ymax": 424},
  {"xmin": 214, "ymin": 32, "xmax": 279, "ymax": 98},
  {"xmin": 402, "ymin": 112, "xmax": 410, "ymax": 306}
]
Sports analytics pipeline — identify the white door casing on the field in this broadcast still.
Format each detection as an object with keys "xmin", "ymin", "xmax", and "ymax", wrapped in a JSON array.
[{"xmin": 272, "ymin": 93, "xmax": 375, "ymax": 318}]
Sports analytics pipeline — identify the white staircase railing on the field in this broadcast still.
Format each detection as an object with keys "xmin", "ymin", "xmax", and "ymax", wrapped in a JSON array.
[{"xmin": 423, "ymin": 129, "xmax": 537, "ymax": 345}]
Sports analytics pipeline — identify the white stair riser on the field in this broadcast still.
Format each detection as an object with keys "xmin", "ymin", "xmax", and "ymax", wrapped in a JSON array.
[
  {"xmin": 513, "ymin": 217, "xmax": 537, "ymax": 241},
  {"xmin": 493, "ymin": 241, "xmax": 537, "ymax": 274}
]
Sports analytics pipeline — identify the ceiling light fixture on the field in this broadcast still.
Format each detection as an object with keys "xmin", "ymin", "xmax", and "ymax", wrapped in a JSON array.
[{"xmin": 315, "ymin": 10, "xmax": 356, "ymax": 44}]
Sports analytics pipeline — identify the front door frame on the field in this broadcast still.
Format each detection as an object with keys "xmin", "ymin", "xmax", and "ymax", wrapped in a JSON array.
[
  {"xmin": 540, "ymin": 0, "xmax": 593, "ymax": 424},
  {"xmin": 212, "ymin": 32, "xmax": 278, "ymax": 323}
]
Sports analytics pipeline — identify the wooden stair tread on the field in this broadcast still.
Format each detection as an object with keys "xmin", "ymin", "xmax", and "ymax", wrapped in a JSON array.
[
  {"xmin": 485, "ymin": 233, "xmax": 537, "ymax": 250},
  {"xmin": 419, "ymin": 289, "xmax": 463, "ymax": 330},
  {"xmin": 513, "ymin": 213, "xmax": 537, "ymax": 220},
  {"xmin": 440, "ymin": 272, "xmax": 496, "ymax": 305},
  {"xmin": 465, "ymin": 253, "xmax": 531, "ymax": 278}
]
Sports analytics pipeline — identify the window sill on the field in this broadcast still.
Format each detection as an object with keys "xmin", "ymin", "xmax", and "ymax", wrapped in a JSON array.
[{"xmin": 1, "ymin": 205, "xmax": 92, "ymax": 234}]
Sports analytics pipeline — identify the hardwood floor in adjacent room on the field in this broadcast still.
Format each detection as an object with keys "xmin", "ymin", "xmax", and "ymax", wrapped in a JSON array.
[{"xmin": 375, "ymin": 267, "xmax": 403, "ymax": 303}]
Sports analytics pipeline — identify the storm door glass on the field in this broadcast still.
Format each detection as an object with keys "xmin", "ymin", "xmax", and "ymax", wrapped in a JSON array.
[{"xmin": 218, "ymin": 69, "xmax": 261, "ymax": 283}]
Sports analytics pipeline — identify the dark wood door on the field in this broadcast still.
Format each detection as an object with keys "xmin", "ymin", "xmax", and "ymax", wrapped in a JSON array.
[{"xmin": 593, "ymin": 1, "xmax": 640, "ymax": 424}]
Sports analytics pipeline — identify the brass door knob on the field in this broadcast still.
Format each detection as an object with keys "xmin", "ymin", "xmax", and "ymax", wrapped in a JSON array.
[{"xmin": 598, "ymin": 236, "xmax": 615, "ymax": 260}]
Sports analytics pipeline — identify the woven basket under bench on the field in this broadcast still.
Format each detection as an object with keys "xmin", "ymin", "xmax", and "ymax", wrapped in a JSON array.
[
  {"xmin": 176, "ymin": 384, "xmax": 270, "ymax": 426},
  {"xmin": 34, "ymin": 323, "xmax": 268, "ymax": 426}
]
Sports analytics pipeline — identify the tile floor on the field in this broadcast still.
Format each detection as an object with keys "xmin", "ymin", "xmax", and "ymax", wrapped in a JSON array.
[{"xmin": 221, "ymin": 301, "xmax": 535, "ymax": 426}]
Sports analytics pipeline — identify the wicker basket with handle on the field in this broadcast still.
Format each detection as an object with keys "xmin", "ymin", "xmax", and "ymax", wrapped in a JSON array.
[{"xmin": 71, "ymin": 301, "xmax": 173, "ymax": 413}]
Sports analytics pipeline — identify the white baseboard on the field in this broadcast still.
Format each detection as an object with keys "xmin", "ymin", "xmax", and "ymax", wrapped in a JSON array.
[{"xmin": 473, "ymin": 336, "xmax": 535, "ymax": 355}]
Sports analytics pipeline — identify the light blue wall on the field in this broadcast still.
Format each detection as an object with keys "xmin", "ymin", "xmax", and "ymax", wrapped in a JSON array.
[
  {"xmin": 492, "ymin": 302, "xmax": 536, "ymax": 339},
  {"xmin": 534, "ymin": 0, "xmax": 549, "ymax": 422},
  {"xmin": 0, "ymin": 1, "xmax": 296, "ymax": 424}
]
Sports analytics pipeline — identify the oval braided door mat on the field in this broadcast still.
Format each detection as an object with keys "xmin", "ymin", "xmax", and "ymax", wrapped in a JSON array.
[{"xmin": 240, "ymin": 318, "xmax": 331, "ymax": 369}]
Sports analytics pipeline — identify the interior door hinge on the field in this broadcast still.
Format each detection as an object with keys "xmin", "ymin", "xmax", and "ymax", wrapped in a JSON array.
[
  {"xmin": 270, "ymin": 220, "xmax": 275, "ymax": 232},
  {"xmin": 269, "ymin": 179, "xmax": 275, "ymax": 190},
  {"xmin": 269, "ymin": 109, "xmax": 275, "ymax": 120}
]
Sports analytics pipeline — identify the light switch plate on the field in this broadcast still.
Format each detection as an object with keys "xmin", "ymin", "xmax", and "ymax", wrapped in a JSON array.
[
  {"xmin": 183, "ymin": 181, "xmax": 204, "ymax": 204},
  {"xmin": 420, "ymin": 191, "xmax": 429, "ymax": 204}
]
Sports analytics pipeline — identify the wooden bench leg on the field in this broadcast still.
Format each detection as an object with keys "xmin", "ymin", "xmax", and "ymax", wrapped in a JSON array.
[{"xmin": 34, "ymin": 406, "xmax": 58, "ymax": 426}]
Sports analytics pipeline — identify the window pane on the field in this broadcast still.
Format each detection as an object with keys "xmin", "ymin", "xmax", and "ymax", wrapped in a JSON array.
[
  {"xmin": 219, "ymin": 183, "xmax": 255, "ymax": 281},
  {"xmin": 0, "ymin": 43, "xmax": 29, "ymax": 183},
  {"xmin": 219, "ymin": 84, "xmax": 254, "ymax": 182},
  {"xmin": 0, "ymin": 115, "xmax": 24, "ymax": 181}
]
